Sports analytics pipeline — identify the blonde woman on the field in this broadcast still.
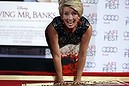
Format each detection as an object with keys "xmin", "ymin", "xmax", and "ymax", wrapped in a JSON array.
[{"xmin": 45, "ymin": 0, "xmax": 92, "ymax": 85}]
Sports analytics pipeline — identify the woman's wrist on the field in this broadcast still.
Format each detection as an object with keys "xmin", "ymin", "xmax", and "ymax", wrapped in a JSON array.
[{"xmin": 55, "ymin": 75, "xmax": 64, "ymax": 82}]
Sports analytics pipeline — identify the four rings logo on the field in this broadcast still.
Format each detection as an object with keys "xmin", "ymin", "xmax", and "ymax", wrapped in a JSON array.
[
  {"xmin": 122, "ymin": 63, "xmax": 129, "ymax": 69},
  {"xmin": 123, "ymin": 31, "xmax": 129, "ymax": 37},
  {"xmin": 103, "ymin": 15, "xmax": 119, "ymax": 21},
  {"xmin": 83, "ymin": 0, "xmax": 99, "ymax": 4},
  {"xmin": 102, "ymin": 47, "xmax": 118, "ymax": 53},
  {"xmin": 85, "ymin": 62, "xmax": 96, "ymax": 68}
]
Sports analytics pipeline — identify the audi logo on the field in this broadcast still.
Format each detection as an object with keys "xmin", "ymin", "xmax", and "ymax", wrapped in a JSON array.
[
  {"xmin": 85, "ymin": 62, "xmax": 96, "ymax": 68},
  {"xmin": 83, "ymin": 0, "xmax": 99, "ymax": 4},
  {"xmin": 102, "ymin": 47, "xmax": 118, "ymax": 53},
  {"xmin": 125, "ymin": 0, "xmax": 129, "ymax": 5},
  {"xmin": 122, "ymin": 63, "xmax": 129, "ymax": 69},
  {"xmin": 123, "ymin": 31, "xmax": 129, "ymax": 37},
  {"xmin": 103, "ymin": 15, "xmax": 119, "ymax": 21}
]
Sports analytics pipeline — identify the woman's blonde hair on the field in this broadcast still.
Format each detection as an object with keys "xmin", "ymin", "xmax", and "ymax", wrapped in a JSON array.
[{"xmin": 58, "ymin": 0, "xmax": 83, "ymax": 17}]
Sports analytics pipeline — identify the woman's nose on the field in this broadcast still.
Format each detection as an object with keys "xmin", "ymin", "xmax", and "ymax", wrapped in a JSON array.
[{"xmin": 68, "ymin": 14, "xmax": 73, "ymax": 20}]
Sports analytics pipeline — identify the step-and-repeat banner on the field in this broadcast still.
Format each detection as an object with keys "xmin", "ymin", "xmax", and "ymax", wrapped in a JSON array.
[{"xmin": 0, "ymin": 0, "xmax": 129, "ymax": 73}]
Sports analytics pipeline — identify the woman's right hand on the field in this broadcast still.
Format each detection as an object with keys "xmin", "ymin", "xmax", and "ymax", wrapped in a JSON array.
[{"xmin": 54, "ymin": 79, "xmax": 66, "ymax": 86}]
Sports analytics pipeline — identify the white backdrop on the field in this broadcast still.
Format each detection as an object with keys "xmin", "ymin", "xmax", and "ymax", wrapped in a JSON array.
[
  {"xmin": 0, "ymin": 0, "xmax": 129, "ymax": 72},
  {"xmin": 83, "ymin": 0, "xmax": 129, "ymax": 72}
]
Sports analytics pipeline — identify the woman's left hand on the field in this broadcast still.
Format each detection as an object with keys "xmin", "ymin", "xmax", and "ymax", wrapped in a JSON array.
[{"xmin": 72, "ymin": 79, "xmax": 81, "ymax": 85}]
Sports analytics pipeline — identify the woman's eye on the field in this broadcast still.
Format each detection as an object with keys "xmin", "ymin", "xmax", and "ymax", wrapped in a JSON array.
[
  {"xmin": 72, "ymin": 12, "xmax": 77, "ymax": 15},
  {"xmin": 64, "ymin": 12, "xmax": 69, "ymax": 16}
]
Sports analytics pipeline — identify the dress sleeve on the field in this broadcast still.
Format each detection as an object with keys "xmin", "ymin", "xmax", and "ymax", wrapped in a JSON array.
[
  {"xmin": 81, "ymin": 16, "xmax": 90, "ymax": 27},
  {"xmin": 51, "ymin": 16, "xmax": 62, "ymax": 29}
]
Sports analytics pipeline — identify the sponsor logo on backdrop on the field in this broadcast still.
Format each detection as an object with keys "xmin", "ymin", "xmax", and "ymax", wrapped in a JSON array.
[
  {"xmin": 103, "ymin": 62, "xmax": 117, "ymax": 72},
  {"xmin": 45, "ymin": 48, "xmax": 52, "ymax": 58},
  {"xmin": 83, "ymin": 0, "xmax": 99, "ymax": 4},
  {"xmin": 122, "ymin": 63, "xmax": 129, "ymax": 69},
  {"xmin": 123, "ymin": 31, "xmax": 129, "ymax": 41},
  {"xmin": 102, "ymin": 46, "xmax": 118, "ymax": 53},
  {"xmin": 84, "ymin": 62, "xmax": 96, "ymax": 71},
  {"xmin": 105, "ymin": 0, "xmax": 119, "ymax": 9},
  {"xmin": 126, "ymin": 17, "xmax": 129, "ymax": 25},
  {"xmin": 124, "ymin": 49, "xmax": 129, "ymax": 58},
  {"xmin": 0, "ymin": 47, "xmax": 9, "ymax": 54},
  {"xmin": 103, "ymin": 15, "xmax": 119, "ymax": 21},
  {"xmin": 104, "ymin": 30, "xmax": 118, "ymax": 41},
  {"xmin": 92, "ymin": 30, "xmax": 97, "ymax": 36},
  {"xmin": 125, "ymin": 0, "xmax": 129, "ymax": 9},
  {"xmin": 103, "ymin": 15, "xmax": 119, "ymax": 24},
  {"xmin": 84, "ymin": 13, "xmax": 97, "ymax": 25},
  {"xmin": 85, "ymin": 62, "xmax": 96, "ymax": 68},
  {"xmin": 87, "ymin": 45, "xmax": 96, "ymax": 56}
]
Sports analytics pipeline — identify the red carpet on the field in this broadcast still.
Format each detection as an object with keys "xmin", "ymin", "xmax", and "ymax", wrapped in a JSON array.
[
  {"xmin": 0, "ymin": 71, "xmax": 129, "ymax": 86},
  {"xmin": 0, "ymin": 80, "xmax": 22, "ymax": 86}
]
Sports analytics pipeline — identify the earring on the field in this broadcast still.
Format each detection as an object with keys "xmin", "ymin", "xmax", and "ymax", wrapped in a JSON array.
[{"xmin": 78, "ymin": 20, "xmax": 82, "ymax": 25}]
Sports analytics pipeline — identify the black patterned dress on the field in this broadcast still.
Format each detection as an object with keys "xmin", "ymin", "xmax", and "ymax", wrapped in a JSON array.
[{"xmin": 47, "ymin": 16, "xmax": 90, "ymax": 74}]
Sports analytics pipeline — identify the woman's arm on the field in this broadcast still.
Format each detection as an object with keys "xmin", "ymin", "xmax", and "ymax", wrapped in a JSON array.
[
  {"xmin": 45, "ymin": 23, "xmax": 64, "ymax": 83},
  {"xmin": 74, "ymin": 24, "xmax": 92, "ymax": 83}
]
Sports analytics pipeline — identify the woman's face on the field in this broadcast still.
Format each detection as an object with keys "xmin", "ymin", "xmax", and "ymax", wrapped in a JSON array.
[{"xmin": 61, "ymin": 6, "xmax": 80, "ymax": 29}]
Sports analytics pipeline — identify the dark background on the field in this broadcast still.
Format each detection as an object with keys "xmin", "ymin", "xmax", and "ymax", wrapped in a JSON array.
[{"xmin": 0, "ymin": 45, "xmax": 55, "ymax": 73}]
